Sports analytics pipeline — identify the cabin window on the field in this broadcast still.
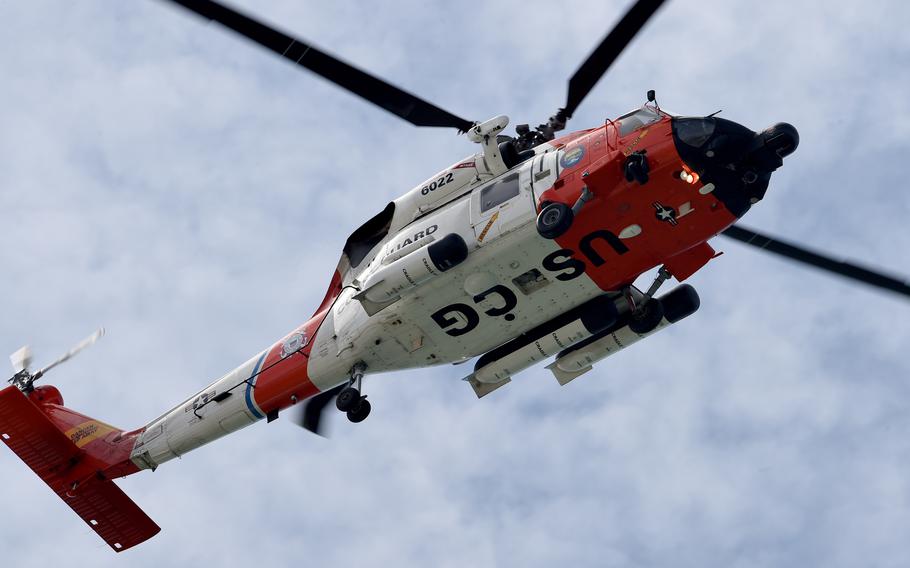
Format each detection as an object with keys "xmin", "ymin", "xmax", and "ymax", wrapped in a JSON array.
[
  {"xmin": 480, "ymin": 172, "xmax": 520, "ymax": 213},
  {"xmin": 618, "ymin": 107, "xmax": 662, "ymax": 137}
]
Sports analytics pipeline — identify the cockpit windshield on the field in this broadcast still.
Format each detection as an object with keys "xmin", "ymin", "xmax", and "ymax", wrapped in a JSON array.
[{"xmin": 617, "ymin": 106, "xmax": 663, "ymax": 136}]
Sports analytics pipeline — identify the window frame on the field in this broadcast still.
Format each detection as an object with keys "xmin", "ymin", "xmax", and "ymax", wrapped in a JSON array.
[
  {"xmin": 617, "ymin": 107, "xmax": 663, "ymax": 137},
  {"xmin": 479, "ymin": 172, "xmax": 521, "ymax": 213}
]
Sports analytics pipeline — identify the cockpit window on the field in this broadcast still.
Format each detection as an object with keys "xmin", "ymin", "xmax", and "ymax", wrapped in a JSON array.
[
  {"xmin": 480, "ymin": 172, "xmax": 520, "ymax": 213},
  {"xmin": 617, "ymin": 106, "xmax": 663, "ymax": 136},
  {"xmin": 673, "ymin": 117, "xmax": 716, "ymax": 148}
]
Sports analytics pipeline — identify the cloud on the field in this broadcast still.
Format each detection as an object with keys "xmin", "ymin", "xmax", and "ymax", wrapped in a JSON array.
[{"xmin": 1, "ymin": 1, "xmax": 909, "ymax": 567}]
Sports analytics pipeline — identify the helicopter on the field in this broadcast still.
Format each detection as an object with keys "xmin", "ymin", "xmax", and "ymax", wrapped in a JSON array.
[{"xmin": 2, "ymin": 0, "xmax": 909, "ymax": 554}]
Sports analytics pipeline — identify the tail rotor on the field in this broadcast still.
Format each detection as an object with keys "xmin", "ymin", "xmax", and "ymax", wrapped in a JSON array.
[
  {"xmin": 9, "ymin": 345, "xmax": 33, "ymax": 376},
  {"xmin": 7, "ymin": 328, "xmax": 104, "ymax": 393}
]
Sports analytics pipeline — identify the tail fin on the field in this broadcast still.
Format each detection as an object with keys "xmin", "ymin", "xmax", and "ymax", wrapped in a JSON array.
[{"xmin": 0, "ymin": 385, "xmax": 159, "ymax": 552}]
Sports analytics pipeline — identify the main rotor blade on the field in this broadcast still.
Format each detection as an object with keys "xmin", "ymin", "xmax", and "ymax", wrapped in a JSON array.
[
  {"xmin": 38, "ymin": 328, "xmax": 105, "ymax": 377},
  {"xmin": 564, "ymin": 0, "xmax": 667, "ymax": 120},
  {"xmin": 721, "ymin": 225, "xmax": 910, "ymax": 299},
  {"xmin": 296, "ymin": 384, "xmax": 344, "ymax": 436},
  {"xmin": 164, "ymin": 0, "xmax": 475, "ymax": 131}
]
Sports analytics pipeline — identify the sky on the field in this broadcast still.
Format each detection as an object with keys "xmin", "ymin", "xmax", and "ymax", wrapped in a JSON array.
[{"xmin": 1, "ymin": 0, "xmax": 909, "ymax": 566}]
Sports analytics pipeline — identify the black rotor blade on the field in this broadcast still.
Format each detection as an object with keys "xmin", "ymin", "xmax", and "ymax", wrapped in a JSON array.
[
  {"xmin": 721, "ymin": 225, "xmax": 910, "ymax": 299},
  {"xmin": 164, "ymin": 0, "xmax": 474, "ymax": 131},
  {"xmin": 296, "ymin": 384, "xmax": 344, "ymax": 436},
  {"xmin": 564, "ymin": 0, "xmax": 667, "ymax": 120}
]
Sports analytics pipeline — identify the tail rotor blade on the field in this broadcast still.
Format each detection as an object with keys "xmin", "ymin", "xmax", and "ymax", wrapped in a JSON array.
[
  {"xmin": 10, "ymin": 346, "xmax": 33, "ymax": 375},
  {"xmin": 720, "ymin": 225, "xmax": 910, "ymax": 299},
  {"xmin": 38, "ymin": 328, "xmax": 105, "ymax": 378}
]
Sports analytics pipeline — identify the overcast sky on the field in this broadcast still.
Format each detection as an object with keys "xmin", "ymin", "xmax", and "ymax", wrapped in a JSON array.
[{"xmin": 1, "ymin": 1, "xmax": 909, "ymax": 566}]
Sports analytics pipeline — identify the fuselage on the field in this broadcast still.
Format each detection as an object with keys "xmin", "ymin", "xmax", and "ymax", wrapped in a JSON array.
[{"xmin": 128, "ymin": 107, "xmax": 752, "ymax": 470}]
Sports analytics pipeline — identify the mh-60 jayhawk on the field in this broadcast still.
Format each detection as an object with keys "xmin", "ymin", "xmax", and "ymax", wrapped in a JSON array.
[{"xmin": 3, "ymin": 0, "xmax": 908, "ymax": 552}]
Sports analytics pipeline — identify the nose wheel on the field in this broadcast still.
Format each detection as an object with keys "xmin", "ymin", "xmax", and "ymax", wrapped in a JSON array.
[{"xmin": 335, "ymin": 363, "xmax": 372, "ymax": 423}]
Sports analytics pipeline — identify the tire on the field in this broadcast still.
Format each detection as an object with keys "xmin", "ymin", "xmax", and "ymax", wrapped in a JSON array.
[
  {"xmin": 628, "ymin": 299, "xmax": 664, "ymax": 334},
  {"xmin": 659, "ymin": 284, "xmax": 701, "ymax": 323},
  {"xmin": 536, "ymin": 202, "xmax": 574, "ymax": 240},
  {"xmin": 335, "ymin": 387, "xmax": 361, "ymax": 412},
  {"xmin": 347, "ymin": 399, "xmax": 371, "ymax": 423}
]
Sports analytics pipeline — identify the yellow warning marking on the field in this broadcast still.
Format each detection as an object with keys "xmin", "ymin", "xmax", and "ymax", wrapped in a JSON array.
[
  {"xmin": 65, "ymin": 420, "xmax": 117, "ymax": 448},
  {"xmin": 622, "ymin": 127, "xmax": 650, "ymax": 156},
  {"xmin": 477, "ymin": 211, "xmax": 500, "ymax": 243}
]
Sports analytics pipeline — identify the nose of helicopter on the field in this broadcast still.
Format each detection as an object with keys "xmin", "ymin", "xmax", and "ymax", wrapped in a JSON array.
[{"xmin": 671, "ymin": 116, "xmax": 799, "ymax": 217}]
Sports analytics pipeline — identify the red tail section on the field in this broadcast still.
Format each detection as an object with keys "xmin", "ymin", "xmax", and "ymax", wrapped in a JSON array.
[{"xmin": 0, "ymin": 385, "xmax": 158, "ymax": 552}]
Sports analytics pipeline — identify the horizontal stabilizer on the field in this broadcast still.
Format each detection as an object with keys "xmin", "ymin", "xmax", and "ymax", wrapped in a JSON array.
[{"xmin": 0, "ymin": 386, "xmax": 159, "ymax": 552}]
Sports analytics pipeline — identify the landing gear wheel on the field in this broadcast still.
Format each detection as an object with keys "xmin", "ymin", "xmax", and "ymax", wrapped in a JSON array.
[
  {"xmin": 346, "ymin": 399, "xmax": 371, "ymax": 423},
  {"xmin": 536, "ymin": 202, "xmax": 574, "ymax": 239},
  {"xmin": 335, "ymin": 387, "xmax": 361, "ymax": 412},
  {"xmin": 628, "ymin": 299, "xmax": 664, "ymax": 334}
]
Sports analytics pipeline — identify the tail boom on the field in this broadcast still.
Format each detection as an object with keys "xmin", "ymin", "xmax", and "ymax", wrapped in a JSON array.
[
  {"xmin": 129, "ymin": 303, "xmax": 336, "ymax": 470},
  {"xmin": 0, "ymin": 271, "xmax": 347, "ymax": 552}
]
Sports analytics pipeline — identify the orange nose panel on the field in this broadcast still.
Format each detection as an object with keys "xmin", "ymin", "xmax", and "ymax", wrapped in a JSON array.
[{"xmin": 537, "ymin": 119, "xmax": 738, "ymax": 291}]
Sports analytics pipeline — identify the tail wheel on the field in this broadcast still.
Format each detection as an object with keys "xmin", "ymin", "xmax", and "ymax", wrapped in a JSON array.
[
  {"xmin": 335, "ymin": 387, "xmax": 361, "ymax": 412},
  {"xmin": 628, "ymin": 299, "xmax": 664, "ymax": 334},
  {"xmin": 347, "ymin": 399, "xmax": 371, "ymax": 423}
]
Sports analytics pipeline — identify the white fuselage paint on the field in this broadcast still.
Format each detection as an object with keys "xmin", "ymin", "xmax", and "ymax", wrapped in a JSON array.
[
  {"xmin": 130, "ymin": 142, "xmax": 612, "ymax": 470},
  {"xmin": 306, "ymin": 144, "xmax": 604, "ymax": 388},
  {"xmin": 131, "ymin": 351, "xmax": 268, "ymax": 469}
]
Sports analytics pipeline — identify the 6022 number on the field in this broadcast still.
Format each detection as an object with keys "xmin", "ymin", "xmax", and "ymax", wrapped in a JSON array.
[{"xmin": 420, "ymin": 172, "xmax": 455, "ymax": 195}]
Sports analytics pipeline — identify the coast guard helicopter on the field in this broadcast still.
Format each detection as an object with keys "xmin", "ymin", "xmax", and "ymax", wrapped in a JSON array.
[{"xmin": 2, "ymin": 0, "xmax": 909, "ymax": 553}]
